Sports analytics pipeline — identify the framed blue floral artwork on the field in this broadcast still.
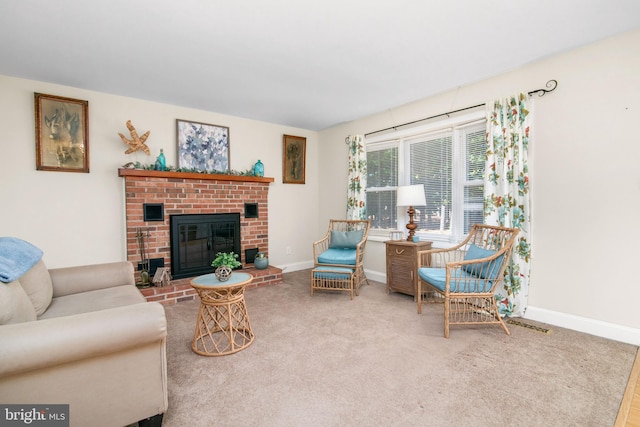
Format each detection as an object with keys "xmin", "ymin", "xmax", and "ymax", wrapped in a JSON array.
[{"xmin": 176, "ymin": 119, "xmax": 230, "ymax": 172}]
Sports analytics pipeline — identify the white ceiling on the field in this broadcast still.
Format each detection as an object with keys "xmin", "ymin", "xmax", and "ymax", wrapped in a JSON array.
[{"xmin": 1, "ymin": 0, "xmax": 639, "ymax": 131}]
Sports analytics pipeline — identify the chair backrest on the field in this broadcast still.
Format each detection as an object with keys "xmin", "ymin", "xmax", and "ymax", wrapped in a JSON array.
[
  {"xmin": 464, "ymin": 224, "xmax": 519, "ymax": 253},
  {"xmin": 327, "ymin": 219, "xmax": 370, "ymax": 233},
  {"xmin": 326, "ymin": 219, "xmax": 370, "ymax": 248}
]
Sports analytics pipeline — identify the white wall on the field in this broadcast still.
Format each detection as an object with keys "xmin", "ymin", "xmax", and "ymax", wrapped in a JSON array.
[
  {"xmin": 0, "ymin": 75, "xmax": 319, "ymax": 271},
  {"xmin": 319, "ymin": 29, "xmax": 640, "ymax": 341}
]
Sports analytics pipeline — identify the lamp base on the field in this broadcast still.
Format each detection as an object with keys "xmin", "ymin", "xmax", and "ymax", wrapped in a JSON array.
[{"xmin": 405, "ymin": 206, "xmax": 417, "ymax": 241}]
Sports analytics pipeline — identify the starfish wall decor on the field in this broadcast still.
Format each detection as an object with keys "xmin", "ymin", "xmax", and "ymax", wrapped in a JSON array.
[{"xmin": 119, "ymin": 120, "xmax": 150, "ymax": 155}]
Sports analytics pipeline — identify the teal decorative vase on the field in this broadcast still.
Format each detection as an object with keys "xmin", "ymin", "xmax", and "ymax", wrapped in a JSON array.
[
  {"xmin": 253, "ymin": 160, "xmax": 264, "ymax": 177},
  {"xmin": 155, "ymin": 149, "xmax": 166, "ymax": 171},
  {"xmin": 254, "ymin": 252, "xmax": 269, "ymax": 270}
]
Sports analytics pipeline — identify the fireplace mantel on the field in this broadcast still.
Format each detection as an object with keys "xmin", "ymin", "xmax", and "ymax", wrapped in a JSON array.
[{"xmin": 118, "ymin": 168, "xmax": 274, "ymax": 183}]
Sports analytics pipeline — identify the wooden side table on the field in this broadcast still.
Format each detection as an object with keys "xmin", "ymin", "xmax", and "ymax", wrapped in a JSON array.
[
  {"xmin": 190, "ymin": 272, "xmax": 254, "ymax": 356},
  {"xmin": 385, "ymin": 240, "xmax": 432, "ymax": 298}
]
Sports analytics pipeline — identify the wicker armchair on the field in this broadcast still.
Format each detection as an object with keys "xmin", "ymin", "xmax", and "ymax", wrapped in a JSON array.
[
  {"xmin": 416, "ymin": 224, "xmax": 519, "ymax": 338},
  {"xmin": 313, "ymin": 219, "xmax": 371, "ymax": 294}
]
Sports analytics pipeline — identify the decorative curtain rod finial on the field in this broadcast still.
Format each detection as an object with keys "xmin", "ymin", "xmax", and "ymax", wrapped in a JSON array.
[{"xmin": 528, "ymin": 79, "xmax": 558, "ymax": 97}]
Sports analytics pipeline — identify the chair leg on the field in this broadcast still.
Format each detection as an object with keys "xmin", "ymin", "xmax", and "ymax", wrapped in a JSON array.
[
  {"xmin": 493, "ymin": 300, "xmax": 511, "ymax": 336},
  {"xmin": 348, "ymin": 271, "xmax": 354, "ymax": 300},
  {"xmin": 499, "ymin": 318, "xmax": 511, "ymax": 335},
  {"xmin": 417, "ymin": 282, "xmax": 423, "ymax": 314},
  {"xmin": 354, "ymin": 273, "xmax": 359, "ymax": 296},
  {"xmin": 361, "ymin": 266, "xmax": 369, "ymax": 286},
  {"xmin": 443, "ymin": 297, "xmax": 450, "ymax": 338},
  {"xmin": 353, "ymin": 266, "xmax": 365, "ymax": 288},
  {"xmin": 354, "ymin": 267, "xmax": 367, "ymax": 291}
]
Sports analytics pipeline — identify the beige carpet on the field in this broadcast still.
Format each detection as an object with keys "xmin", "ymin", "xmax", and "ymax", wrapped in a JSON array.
[{"xmin": 161, "ymin": 269, "xmax": 638, "ymax": 427}]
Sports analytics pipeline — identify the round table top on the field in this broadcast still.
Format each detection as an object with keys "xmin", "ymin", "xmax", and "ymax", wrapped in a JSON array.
[{"xmin": 191, "ymin": 272, "xmax": 253, "ymax": 288}]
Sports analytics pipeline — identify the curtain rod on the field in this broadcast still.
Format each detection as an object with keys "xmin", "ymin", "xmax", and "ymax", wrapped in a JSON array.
[{"xmin": 362, "ymin": 79, "xmax": 558, "ymax": 138}]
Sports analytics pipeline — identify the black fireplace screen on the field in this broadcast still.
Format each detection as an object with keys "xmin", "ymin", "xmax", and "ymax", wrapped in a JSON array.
[{"xmin": 170, "ymin": 213, "xmax": 241, "ymax": 279}]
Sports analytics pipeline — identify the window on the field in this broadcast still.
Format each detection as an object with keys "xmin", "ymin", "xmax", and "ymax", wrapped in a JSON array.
[{"xmin": 365, "ymin": 112, "xmax": 486, "ymax": 243}]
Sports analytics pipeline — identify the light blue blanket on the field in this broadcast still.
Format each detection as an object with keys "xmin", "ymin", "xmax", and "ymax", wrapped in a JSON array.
[{"xmin": 0, "ymin": 237, "xmax": 43, "ymax": 283}]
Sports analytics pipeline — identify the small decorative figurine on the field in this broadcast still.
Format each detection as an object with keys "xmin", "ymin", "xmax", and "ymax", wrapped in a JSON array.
[{"xmin": 152, "ymin": 267, "xmax": 172, "ymax": 287}]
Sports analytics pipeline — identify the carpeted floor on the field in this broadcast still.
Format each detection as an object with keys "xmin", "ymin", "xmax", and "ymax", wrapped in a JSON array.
[{"xmin": 161, "ymin": 269, "xmax": 638, "ymax": 427}]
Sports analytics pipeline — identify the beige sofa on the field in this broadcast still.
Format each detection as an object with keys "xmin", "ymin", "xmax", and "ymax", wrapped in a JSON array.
[{"xmin": 0, "ymin": 244, "xmax": 168, "ymax": 427}]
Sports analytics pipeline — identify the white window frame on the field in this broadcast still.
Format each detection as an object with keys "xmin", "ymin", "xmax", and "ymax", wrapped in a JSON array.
[{"xmin": 365, "ymin": 111, "xmax": 486, "ymax": 245}]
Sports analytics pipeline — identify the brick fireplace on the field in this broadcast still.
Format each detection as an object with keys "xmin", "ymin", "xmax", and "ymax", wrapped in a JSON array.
[{"xmin": 119, "ymin": 168, "xmax": 282, "ymax": 305}]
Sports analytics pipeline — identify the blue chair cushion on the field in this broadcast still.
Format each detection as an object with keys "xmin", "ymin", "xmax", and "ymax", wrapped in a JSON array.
[
  {"xmin": 461, "ymin": 244, "xmax": 504, "ymax": 280},
  {"xmin": 317, "ymin": 248, "xmax": 357, "ymax": 266},
  {"xmin": 329, "ymin": 230, "xmax": 364, "ymax": 249},
  {"xmin": 313, "ymin": 266, "xmax": 354, "ymax": 280},
  {"xmin": 418, "ymin": 267, "xmax": 491, "ymax": 293}
]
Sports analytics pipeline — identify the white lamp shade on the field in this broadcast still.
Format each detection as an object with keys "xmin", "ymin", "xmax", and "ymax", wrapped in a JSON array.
[{"xmin": 397, "ymin": 184, "xmax": 426, "ymax": 207}]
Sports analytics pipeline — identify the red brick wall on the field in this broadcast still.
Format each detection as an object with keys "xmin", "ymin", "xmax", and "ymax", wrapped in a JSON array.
[{"xmin": 120, "ymin": 169, "xmax": 281, "ymax": 304}]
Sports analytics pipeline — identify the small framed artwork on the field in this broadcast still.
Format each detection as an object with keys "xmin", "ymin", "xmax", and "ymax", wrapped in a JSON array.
[
  {"xmin": 176, "ymin": 119, "xmax": 230, "ymax": 172},
  {"xmin": 282, "ymin": 134, "xmax": 306, "ymax": 184},
  {"xmin": 34, "ymin": 93, "xmax": 89, "ymax": 173}
]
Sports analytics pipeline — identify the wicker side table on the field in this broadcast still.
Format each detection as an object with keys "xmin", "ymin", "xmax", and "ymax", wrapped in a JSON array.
[{"xmin": 190, "ymin": 272, "xmax": 254, "ymax": 356}]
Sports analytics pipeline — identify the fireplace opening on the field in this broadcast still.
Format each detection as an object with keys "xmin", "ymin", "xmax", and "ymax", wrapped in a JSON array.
[{"xmin": 170, "ymin": 213, "xmax": 241, "ymax": 279}]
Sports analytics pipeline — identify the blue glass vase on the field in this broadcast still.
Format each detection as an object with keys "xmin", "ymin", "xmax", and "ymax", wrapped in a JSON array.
[
  {"xmin": 155, "ymin": 149, "xmax": 166, "ymax": 171},
  {"xmin": 253, "ymin": 160, "xmax": 264, "ymax": 177}
]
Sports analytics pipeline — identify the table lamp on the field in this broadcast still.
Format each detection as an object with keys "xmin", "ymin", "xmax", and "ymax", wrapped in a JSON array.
[{"xmin": 397, "ymin": 184, "xmax": 426, "ymax": 241}]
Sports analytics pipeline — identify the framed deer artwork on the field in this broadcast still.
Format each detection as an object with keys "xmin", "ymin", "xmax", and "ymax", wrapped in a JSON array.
[{"xmin": 34, "ymin": 93, "xmax": 89, "ymax": 173}]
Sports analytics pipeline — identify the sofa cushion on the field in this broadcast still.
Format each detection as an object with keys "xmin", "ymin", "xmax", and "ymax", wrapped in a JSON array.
[
  {"xmin": 317, "ymin": 248, "xmax": 357, "ymax": 265},
  {"xmin": 461, "ymin": 244, "xmax": 504, "ymax": 280},
  {"xmin": 18, "ymin": 259, "xmax": 53, "ymax": 316},
  {"xmin": 38, "ymin": 285, "xmax": 146, "ymax": 320},
  {"xmin": 329, "ymin": 230, "xmax": 364, "ymax": 249},
  {"xmin": 313, "ymin": 266, "xmax": 354, "ymax": 280},
  {"xmin": 0, "ymin": 280, "xmax": 37, "ymax": 325}
]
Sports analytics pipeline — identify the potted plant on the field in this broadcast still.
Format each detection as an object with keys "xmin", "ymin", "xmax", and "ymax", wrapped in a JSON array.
[{"xmin": 211, "ymin": 251, "xmax": 242, "ymax": 281}]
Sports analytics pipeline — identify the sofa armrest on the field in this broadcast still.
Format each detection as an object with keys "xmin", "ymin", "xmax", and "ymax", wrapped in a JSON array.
[
  {"xmin": 0, "ymin": 302, "xmax": 166, "ymax": 378},
  {"xmin": 49, "ymin": 261, "xmax": 135, "ymax": 297}
]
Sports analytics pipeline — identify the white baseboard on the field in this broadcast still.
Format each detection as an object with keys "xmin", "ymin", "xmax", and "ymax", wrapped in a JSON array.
[
  {"xmin": 525, "ymin": 306, "xmax": 640, "ymax": 346},
  {"xmin": 276, "ymin": 260, "xmax": 315, "ymax": 274},
  {"xmin": 364, "ymin": 269, "xmax": 386, "ymax": 284}
]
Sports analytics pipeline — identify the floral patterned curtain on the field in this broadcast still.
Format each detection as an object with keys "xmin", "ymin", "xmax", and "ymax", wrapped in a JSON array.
[
  {"xmin": 346, "ymin": 135, "xmax": 367, "ymax": 220},
  {"xmin": 484, "ymin": 94, "xmax": 532, "ymax": 318}
]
